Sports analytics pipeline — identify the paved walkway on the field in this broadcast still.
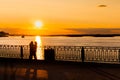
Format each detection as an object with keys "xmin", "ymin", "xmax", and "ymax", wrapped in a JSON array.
[{"xmin": 0, "ymin": 59, "xmax": 120, "ymax": 80}]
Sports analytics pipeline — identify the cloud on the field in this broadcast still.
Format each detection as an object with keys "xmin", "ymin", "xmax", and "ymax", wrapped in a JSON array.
[
  {"xmin": 1, "ymin": 28, "xmax": 120, "ymax": 35},
  {"xmin": 65, "ymin": 28, "xmax": 120, "ymax": 34},
  {"xmin": 98, "ymin": 5, "xmax": 107, "ymax": 7}
]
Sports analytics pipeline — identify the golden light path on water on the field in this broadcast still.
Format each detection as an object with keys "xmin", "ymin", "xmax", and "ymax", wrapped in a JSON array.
[{"xmin": 35, "ymin": 36, "xmax": 44, "ymax": 60}]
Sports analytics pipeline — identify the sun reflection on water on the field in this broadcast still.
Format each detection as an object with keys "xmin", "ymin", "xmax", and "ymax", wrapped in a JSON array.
[{"xmin": 35, "ymin": 36, "xmax": 44, "ymax": 60}]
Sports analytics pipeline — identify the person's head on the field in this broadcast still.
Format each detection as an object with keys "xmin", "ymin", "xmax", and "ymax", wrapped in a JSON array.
[
  {"xmin": 31, "ymin": 41, "xmax": 33, "ymax": 43},
  {"xmin": 30, "ymin": 41, "xmax": 34, "ymax": 45},
  {"xmin": 34, "ymin": 41, "xmax": 37, "ymax": 46},
  {"xmin": 35, "ymin": 41, "xmax": 37, "ymax": 44}
]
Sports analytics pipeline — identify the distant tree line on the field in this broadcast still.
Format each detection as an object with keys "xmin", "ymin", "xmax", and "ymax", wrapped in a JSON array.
[{"xmin": 0, "ymin": 31, "xmax": 9, "ymax": 37}]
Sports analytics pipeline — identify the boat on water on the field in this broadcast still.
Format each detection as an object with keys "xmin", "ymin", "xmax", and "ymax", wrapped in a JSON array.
[{"xmin": 21, "ymin": 35, "xmax": 25, "ymax": 38}]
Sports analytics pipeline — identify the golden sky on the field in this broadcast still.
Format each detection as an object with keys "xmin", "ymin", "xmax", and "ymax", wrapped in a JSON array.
[{"xmin": 0, "ymin": 0, "xmax": 120, "ymax": 35}]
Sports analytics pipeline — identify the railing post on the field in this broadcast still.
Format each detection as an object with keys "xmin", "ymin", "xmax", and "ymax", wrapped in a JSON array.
[
  {"xmin": 20, "ymin": 46, "xmax": 23, "ymax": 59},
  {"xmin": 118, "ymin": 49, "xmax": 120, "ymax": 62},
  {"xmin": 44, "ymin": 48, "xmax": 55, "ymax": 62},
  {"xmin": 81, "ymin": 47, "xmax": 85, "ymax": 63}
]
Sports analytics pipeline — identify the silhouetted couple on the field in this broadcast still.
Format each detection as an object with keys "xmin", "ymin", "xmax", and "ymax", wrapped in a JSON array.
[{"xmin": 29, "ymin": 41, "xmax": 37, "ymax": 60}]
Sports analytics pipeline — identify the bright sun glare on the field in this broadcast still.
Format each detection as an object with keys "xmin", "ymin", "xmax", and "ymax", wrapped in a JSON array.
[{"xmin": 35, "ymin": 21, "xmax": 43, "ymax": 28}]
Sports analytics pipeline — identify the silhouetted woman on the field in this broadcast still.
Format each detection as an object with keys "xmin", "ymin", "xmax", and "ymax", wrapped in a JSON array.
[{"xmin": 33, "ymin": 41, "xmax": 37, "ymax": 60}]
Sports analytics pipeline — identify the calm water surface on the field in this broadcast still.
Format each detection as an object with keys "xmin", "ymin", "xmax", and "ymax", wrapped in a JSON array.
[
  {"xmin": 1, "ymin": 36, "xmax": 120, "ymax": 60},
  {"xmin": 1, "ymin": 36, "xmax": 120, "ymax": 46}
]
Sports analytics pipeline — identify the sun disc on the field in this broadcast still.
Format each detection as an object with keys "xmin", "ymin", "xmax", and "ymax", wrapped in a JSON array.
[{"xmin": 35, "ymin": 21, "xmax": 43, "ymax": 28}]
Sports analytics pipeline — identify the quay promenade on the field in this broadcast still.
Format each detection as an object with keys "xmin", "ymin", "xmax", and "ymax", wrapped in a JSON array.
[
  {"xmin": 0, "ymin": 59, "xmax": 120, "ymax": 80},
  {"xmin": 0, "ymin": 45, "xmax": 120, "ymax": 79}
]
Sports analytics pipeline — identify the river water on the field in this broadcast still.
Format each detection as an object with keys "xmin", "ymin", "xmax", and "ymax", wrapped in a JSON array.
[
  {"xmin": 1, "ymin": 36, "xmax": 120, "ymax": 47},
  {"xmin": 0, "ymin": 36, "xmax": 120, "ymax": 60}
]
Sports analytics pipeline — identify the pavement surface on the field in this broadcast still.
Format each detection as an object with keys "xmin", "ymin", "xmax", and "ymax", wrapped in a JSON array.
[{"xmin": 0, "ymin": 59, "xmax": 120, "ymax": 80}]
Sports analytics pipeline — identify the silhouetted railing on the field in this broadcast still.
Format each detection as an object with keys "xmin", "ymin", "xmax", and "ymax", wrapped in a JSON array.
[
  {"xmin": 0, "ymin": 45, "xmax": 29, "ymax": 59},
  {"xmin": 44, "ymin": 46, "xmax": 82, "ymax": 62},
  {"xmin": 84, "ymin": 47, "xmax": 119, "ymax": 63},
  {"xmin": 0, "ymin": 45, "xmax": 120, "ymax": 63},
  {"xmin": 44, "ymin": 46, "xmax": 120, "ymax": 63}
]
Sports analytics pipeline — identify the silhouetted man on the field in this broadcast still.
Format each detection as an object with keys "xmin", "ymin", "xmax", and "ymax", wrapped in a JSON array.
[
  {"xmin": 29, "ymin": 41, "xmax": 34, "ymax": 60},
  {"xmin": 29, "ymin": 41, "xmax": 37, "ymax": 60}
]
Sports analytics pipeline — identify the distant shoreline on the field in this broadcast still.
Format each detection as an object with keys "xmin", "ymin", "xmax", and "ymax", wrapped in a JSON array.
[
  {"xmin": 0, "ymin": 31, "xmax": 9, "ymax": 37},
  {"xmin": 9, "ymin": 34, "xmax": 120, "ymax": 37}
]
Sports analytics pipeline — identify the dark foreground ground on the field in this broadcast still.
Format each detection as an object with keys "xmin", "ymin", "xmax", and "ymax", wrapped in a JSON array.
[{"xmin": 0, "ymin": 58, "xmax": 120, "ymax": 80}]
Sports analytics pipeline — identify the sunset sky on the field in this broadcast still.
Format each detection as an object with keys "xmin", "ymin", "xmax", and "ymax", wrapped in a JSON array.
[{"xmin": 0, "ymin": 0, "xmax": 120, "ymax": 35}]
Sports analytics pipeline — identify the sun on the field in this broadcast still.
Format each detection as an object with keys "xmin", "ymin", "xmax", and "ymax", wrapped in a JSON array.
[{"xmin": 35, "ymin": 20, "xmax": 43, "ymax": 28}]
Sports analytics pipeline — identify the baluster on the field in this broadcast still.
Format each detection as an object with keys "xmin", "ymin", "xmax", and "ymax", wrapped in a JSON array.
[
  {"xmin": 100, "ymin": 48, "xmax": 103, "ymax": 61},
  {"xmin": 63, "ymin": 48, "xmax": 66, "ymax": 60},
  {"xmin": 104, "ymin": 49, "xmax": 107, "ymax": 62},
  {"xmin": 91, "ymin": 49, "xmax": 94, "ymax": 61},
  {"xmin": 87, "ymin": 48, "xmax": 91, "ymax": 61},
  {"xmin": 111, "ymin": 49, "xmax": 114, "ymax": 61},
  {"xmin": 98, "ymin": 49, "xmax": 101, "ymax": 61},
  {"xmin": 70, "ymin": 48, "xmax": 73, "ymax": 60},
  {"xmin": 114, "ymin": 50, "xmax": 116, "ymax": 61},
  {"xmin": 95, "ymin": 49, "xmax": 98, "ymax": 61},
  {"xmin": 94, "ymin": 48, "xmax": 97, "ymax": 60},
  {"xmin": 119, "ymin": 49, "xmax": 120, "ymax": 62},
  {"xmin": 71, "ymin": 48, "xmax": 74, "ymax": 60},
  {"xmin": 108, "ymin": 48, "xmax": 111, "ymax": 61},
  {"xmin": 78, "ymin": 49, "xmax": 81, "ymax": 61},
  {"xmin": 55, "ymin": 48, "xmax": 58, "ymax": 59},
  {"xmin": 56, "ymin": 48, "xmax": 59, "ymax": 59},
  {"xmin": 116, "ymin": 49, "xmax": 119, "ymax": 62},
  {"xmin": 64, "ymin": 48, "xmax": 66, "ymax": 60},
  {"xmin": 114, "ymin": 50, "xmax": 117, "ymax": 62},
  {"xmin": 69, "ymin": 48, "xmax": 71, "ymax": 60},
  {"xmin": 104, "ymin": 49, "xmax": 106, "ymax": 61},
  {"xmin": 58, "ymin": 48, "xmax": 61, "ymax": 60},
  {"xmin": 58, "ymin": 48, "xmax": 61, "ymax": 59},
  {"xmin": 86, "ymin": 48, "xmax": 90, "ymax": 61},
  {"xmin": 107, "ymin": 49, "xmax": 109, "ymax": 62}
]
